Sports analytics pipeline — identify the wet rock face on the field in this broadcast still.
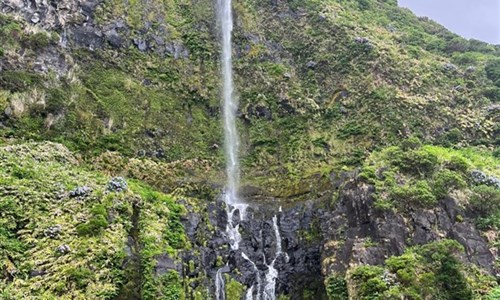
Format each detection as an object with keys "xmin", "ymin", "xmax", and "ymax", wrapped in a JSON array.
[
  {"xmin": 174, "ymin": 176, "xmax": 496, "ymax": 299},
  {"xmin": 180, "ymin": 198, "xmax": 328, "ymax": 299},
  {"xmin": 320, "ymin": 181, "xmax": 409, "ymax": 274}
]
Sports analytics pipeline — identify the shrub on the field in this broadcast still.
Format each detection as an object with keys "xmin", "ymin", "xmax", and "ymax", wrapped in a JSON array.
[
  {"xmin": 485, "ymin": 59, "xmax": 500, "ymax": 87},
  {"xmin": 436, "ymin": 255, "xmax": 473, "ymax": 300},
  {"xmin": 326, "ymin": 275, "xmax": 348, "ymax": 300},
  {"xmin": 226, "ymin": 275, "xmax": 246, "ymax": 300},
  {"xmin": 417, "ymin": 239, "xmax": 464, "ymax": 262},
  {"xmin": 392, "ymin": 149, "xmax": 438, "ymax": 176},
  {"xmin": 469, "ymin": 185, "xmax": 500, "ymax": 229},
  {"xmin": 439, "ymin": 128, "xmax": 462, "ymax": 146},
  {"xmin": 445, "ymin": 155, "xmax": 469, "ymax": 173},
  {"xmin": 432, "ymin": 169, "xmax": 466, "ymax": 198},
  {"xmin": 386, "ymin": 253, "xmax": 418, "ymax": 285},
  {"xmin": 401, "ymin": 136, "xmax": 422, "ymax": 151},
  {"xmin": 391, "ymin": 180, "xmax": 437, "ymax": 207},
  {"xmin": 351, "ymin": 266, "xmax": 388, "ymax": 298}
]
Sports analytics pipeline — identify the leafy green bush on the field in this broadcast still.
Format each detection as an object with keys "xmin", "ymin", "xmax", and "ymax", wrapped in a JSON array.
[
  {"xmin": 390, "ymin": 180, "xmax": 437, "ymax": 207},
  {"xmin": 432, "ymin": 169, "xmax": 466, "ymax": 198},
  {"xmin": 350, "ymin": 266, "xmax": 388, "ymax": 298},
  {"xmin": 401, "ymin": 136, "xmax": 422, "ymax": 151},
  {"xmin": 445, "ymin": 155, "xmax": 469, "ymax": 173},
  {"xmin": 386, "ymin": 253, "xmax": 418, "ymax": 285},
  {"xmin": 226, "ymin": 275, "xmax": 246, "ymax": 300},
  {"xmin": 326, "ymin": 275, "xmax": 348, "ymax": 300},
  {"xmin": 391, "ymin": 148, "xmax": 438, "ymax": 176},
  {"xmin": 350, "ymin": 240, "xmax": 485, "ymax": 299},
  {"xmin": 469, "ymin": 185, "xmax": 500, "ymax": 215},
  {"xmin": 469, "ymin": 185, "xmax": 500, "ymax": 230},
  {"xmin": 435, "ymin": 255, "xmax": 473, "ymax": 300},
  {"xmin": 438, "ymin": 128, "xmax": 462, "ymax": 146}
]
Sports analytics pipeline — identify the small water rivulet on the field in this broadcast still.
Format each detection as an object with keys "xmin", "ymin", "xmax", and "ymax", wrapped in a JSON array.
[{"xmin": 243, "ymin": 211, "xmax": 287, "ymax": 300}]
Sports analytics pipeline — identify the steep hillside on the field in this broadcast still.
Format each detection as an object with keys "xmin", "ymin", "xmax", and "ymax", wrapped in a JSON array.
[
  {"xmin": 0, "ymin": 142, "xmax": 193, "ymax": 299},
  {"xmin": 0, "ymin": 0, "xmax": 499, "ymax": 299},
  {"xmin": 1, "ymin": 0, "xmax": 498, "ymax": 185}
]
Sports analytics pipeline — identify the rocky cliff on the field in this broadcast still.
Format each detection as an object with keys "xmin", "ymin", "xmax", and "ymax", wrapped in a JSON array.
[{"xmin": 0, "ymin": 0, "xmax": 499, "ymax": 299}]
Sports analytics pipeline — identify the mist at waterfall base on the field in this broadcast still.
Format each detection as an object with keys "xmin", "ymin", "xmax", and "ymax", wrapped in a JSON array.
[{"xmin": 215, "ymin": 0, "xmax": 286, "ymax": 299}]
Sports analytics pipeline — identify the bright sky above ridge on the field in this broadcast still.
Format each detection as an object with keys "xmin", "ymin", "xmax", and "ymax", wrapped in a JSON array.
[{"xmin": 399, "ymin": 0, "xmax": 500, "ymax": 44}]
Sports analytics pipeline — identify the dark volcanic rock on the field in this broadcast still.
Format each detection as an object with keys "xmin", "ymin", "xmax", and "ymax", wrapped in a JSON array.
[{"xmin": 177, "ymin": 175, "xmax": 495, "ymax": 299}]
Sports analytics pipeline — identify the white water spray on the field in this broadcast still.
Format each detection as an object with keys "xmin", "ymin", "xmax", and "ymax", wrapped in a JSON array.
[
  {"xmin": 215, "ymin": 0, "xmax": 249, "ymax": 298},
  {"xmin": 243, "ymin": 252, "xmax": 262, "ymax": 300},
  {"xmin": 215, "ymin": 1, "xmax": 285, "ymax": 298},
  {"xmin": 244, "ymin": 213, "xmax": 286, "ymax": 300},
  {"xmin": 218, "ymin": 0, "xmax": 240, "ymax": 204}
]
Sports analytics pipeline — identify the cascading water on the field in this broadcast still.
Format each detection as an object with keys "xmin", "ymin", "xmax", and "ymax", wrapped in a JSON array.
[
  {"xmin": 218, "ymin": 0, "xmax": 239, "ymax": 202},
  {"xmin": 215, "ymin": 0, "xmax": 248, "ymax": 298},
  {"xmin": 242, "ymin": 210, "xmax": 287, "ymax": 300},
  {"xmin": 215, "ymin": 0, "xmax": 285, "ymax": 299},
  {"xmin": 215, "ymin": 267, "xmax": 226, "ymax": 300}
]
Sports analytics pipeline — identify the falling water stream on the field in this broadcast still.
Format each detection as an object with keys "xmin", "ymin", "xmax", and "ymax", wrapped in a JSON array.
[{"xmin": 215, "ymin": 0, "xmax": 284, "ymax": 299}]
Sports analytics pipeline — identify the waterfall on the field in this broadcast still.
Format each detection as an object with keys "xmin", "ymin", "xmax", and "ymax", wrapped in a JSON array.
[
  {"xmin": 244, "ymin": 212, "xmax": 286, "ymax": 300},
  {"xmin": 218, "ymin": 0, "xmax": 240, "ymax": 204},
  {"xmin": 217, "ymin": 0, "xmax": 248, "ymax": 249},
  {"xmin": 242, "ymin": 253, "xmax": 262, "ymax": 300},
  {"xmin": 215, "ymin": 0, "xmax": 248, "ymax": 298},
  {"xmin": 215, "ymin": 1, "xmax": 284, "ymax": 299}
]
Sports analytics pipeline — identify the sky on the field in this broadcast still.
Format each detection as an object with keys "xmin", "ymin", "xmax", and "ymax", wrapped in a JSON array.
[{"xmin": 398, "ymin": 0, "xmax": 500, "ymax": 45}]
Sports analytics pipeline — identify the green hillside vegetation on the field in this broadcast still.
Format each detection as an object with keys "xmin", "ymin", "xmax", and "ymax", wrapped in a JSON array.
[
  {"xmin": 0, "ymin": 0, "xmax": 498, "ymax": 299},
  {"xmin": 0, "ymin": 0, "xmax": 498, "ymax": 190},
  {"xmin": 0, "ymin": 143, "xmax": 189, "ymax": 299},
  {"xmin": 327, "ymin": 240, "xmax": 497, "ymax": 300}
]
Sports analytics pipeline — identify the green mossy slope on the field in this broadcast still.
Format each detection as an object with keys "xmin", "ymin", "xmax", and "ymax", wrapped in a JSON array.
[
  {"xmin": 0, "ymin": 142, "xmax": 187, "ymax": 299},
  {"xmin": 0, "ymin": 0, "xmax": 498, "ymax": 189}
]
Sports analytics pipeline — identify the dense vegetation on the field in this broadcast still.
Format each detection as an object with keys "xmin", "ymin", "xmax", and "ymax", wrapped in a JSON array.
[
  {"xmin": 0, "ymin": 143, "xmax": 190, "ymax": 299},
  {"xmin": 0, "ymin": 0, "xmax": 498, "ymax": 299}
]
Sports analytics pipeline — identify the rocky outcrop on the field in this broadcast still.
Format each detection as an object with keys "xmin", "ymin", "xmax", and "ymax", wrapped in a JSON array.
[
  {"xmin": 1, "ymin": 0, "xmax": 191, "ymax": 55},
  {"xmin": 320, "ymin": 177, "xmax": 496, "ymax": 276},
  {"xmin": 176, "ymin": 174, "xmax": 496, "ymax": 299}
]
